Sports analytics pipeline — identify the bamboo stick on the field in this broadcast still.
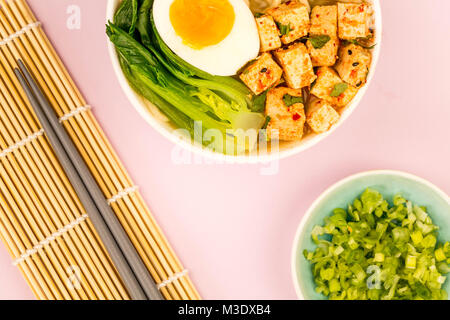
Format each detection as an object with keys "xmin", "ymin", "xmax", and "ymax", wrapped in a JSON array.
[
  {"xmin": 0, "ymin": 0, "xmax": 200, "ymax": 300},
  {"xmin": 0, "ymin": 163, "xmax": 66, "ymax": 299},
  {"xmin": 0, "ymin": 46, "xmax": 129, "ymax": 299},
  {"xmin": 0, "ymin": 16, "xmax": 130, "ymax": 302},
  {"xmin": 26, "ymin": 0, "xmax": 199, "ymax": 298},
  {"xmin": 0, "ymin": 146, "xmax": 87, "ymax": 299},
  {"xmin": 2, "ymin": 57, "xmax": 129, "ymax": 300},
  {"xmin": 0, "ymin": 227, "xmax": 43, "ymax": 299},
  {"xmin": 0, "ymin": 75, "xmax": 109, "ymax": 300},
  {"xmin": 0, "ymin": 195, "xmax": 49, "ymax": 299},
  {"xmin": 1, "ymin": 5, "xmax": 180, "ymax": 299},
  {"xmin": 0, "ymin": 113, "xmax": 107, "ymax": 300},
  {"xmin": 0, "ymin": 65, "xmax": 129, "ymax": 300},
  {"xmin": 0, "ymin": 57, "xmax": 127, "ymax": 298},
  {"xmin": 0, "ymin": 46, "xmax": 129, "ymax": 300}
]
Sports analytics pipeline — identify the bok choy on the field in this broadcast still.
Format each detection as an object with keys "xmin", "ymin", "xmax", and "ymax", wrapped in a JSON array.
[{"xmin": 107, "ymin": 0, "xmax": 265, "ymax": 154}]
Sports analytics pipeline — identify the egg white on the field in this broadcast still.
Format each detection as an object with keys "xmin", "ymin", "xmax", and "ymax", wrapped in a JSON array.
[{"xmin": 153, "ymin": 0, "xmax": 260, "ymax": 76}]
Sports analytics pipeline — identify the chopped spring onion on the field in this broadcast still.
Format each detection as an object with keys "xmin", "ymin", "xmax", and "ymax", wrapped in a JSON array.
[{"xmin": 304, "ymin": 189, "xmax": 450, "ymax": 300}]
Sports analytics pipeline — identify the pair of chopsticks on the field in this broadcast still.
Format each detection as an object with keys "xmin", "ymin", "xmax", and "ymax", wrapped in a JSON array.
[{"xmin": 14, "ymin": 59, "xmax": 162, "ymax": 301}]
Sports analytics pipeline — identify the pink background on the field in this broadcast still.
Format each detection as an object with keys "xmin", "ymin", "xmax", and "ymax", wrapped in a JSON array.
[{"xmin": 0, "ymin": 0, "xmax": 449, "ymax": 300}]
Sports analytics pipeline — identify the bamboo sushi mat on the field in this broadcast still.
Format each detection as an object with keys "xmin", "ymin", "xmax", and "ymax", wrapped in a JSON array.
[{"xmin": 0, "ymin": 0, "xmax": 200, "ymax": 300}]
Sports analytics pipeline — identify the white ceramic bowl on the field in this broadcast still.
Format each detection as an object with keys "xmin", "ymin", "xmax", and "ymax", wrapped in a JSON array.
[{"xmin": 106, "ymin": 0, "xmax": 382, "ymax": 163}]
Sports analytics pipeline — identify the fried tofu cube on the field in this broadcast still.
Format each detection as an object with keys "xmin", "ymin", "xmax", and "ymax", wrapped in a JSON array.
[
  {"xmin": 265, "ymin": 87, "xmax": 306, "ymax": 141},
  {"xmin": 256, "ymin": 15, "xmax": 282, "ymax": 52},
  {"xmin": 307, "ymin": 36, "xmax": 339, "ymax": 67},
  {"xmin": 274, "ymin": 43, "xmax": 316, "ymax": 89},
  {"xmin": 338, "ymin": 3, "xmax": 371, "ymax": 40},
  {"xmin": 239, "ymin": 53, "xmax": 283, "ymax": 95},
  {"xmin": 267, "ymin": 1, "xmax": 310, "ymax": 44},
  {"xmin": 307, "ymin": 5, "xmax": 339, "ymax": 67},
  {"xmin": 335, "ymin": 43, "xmax": 372, "ymax": 88},
  {"xmin": 307, "ymin": 98, "xmax": 340, "ymax": 134},
  {"xmin": 310, "ymin": 67, "xmax": 358, "ymax": 108},
  {"xmin": 310, "ymin": 5, "xmax": 338, "ymax": 37}
]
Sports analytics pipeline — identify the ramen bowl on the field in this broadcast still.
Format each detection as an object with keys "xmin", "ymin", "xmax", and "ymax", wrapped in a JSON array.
[{"xmin": 106, "ymin": 0, "xmax": 382, "ymax": 163}]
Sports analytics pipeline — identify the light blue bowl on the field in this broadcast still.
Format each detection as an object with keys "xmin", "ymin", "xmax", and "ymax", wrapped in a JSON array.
[{"xmin": 291, "ymin": 170, "xmax": 450, "ymax": 300}]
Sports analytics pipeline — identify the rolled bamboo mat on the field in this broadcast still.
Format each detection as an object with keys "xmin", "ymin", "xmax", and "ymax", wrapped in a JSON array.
[{"xmin": 0, "ymin": 0, "xmax": 200, "ymax": 300}]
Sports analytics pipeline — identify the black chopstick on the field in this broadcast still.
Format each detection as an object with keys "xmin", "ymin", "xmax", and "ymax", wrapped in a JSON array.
[{"xmin": 15, "ymin": 59, "xmax": 162, "ymax": 301}]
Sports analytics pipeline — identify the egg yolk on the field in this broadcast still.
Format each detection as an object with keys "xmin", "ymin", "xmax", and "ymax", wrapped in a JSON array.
[{"xmin": 170, "ymin": 0, "xmax": 236, "ymax": 49}]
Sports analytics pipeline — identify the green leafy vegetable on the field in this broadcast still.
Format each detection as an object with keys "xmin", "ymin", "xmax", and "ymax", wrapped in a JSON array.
[
  {"xmin": 114, "ymin": 0, "xmax": 138, "ymax": 35},
  {"xmin": 330, "ymin": 83, "xmax": 348, "ymax": 97},
  {"xmin": 262, "ymin": 116, "xmax": 271, "ymax": 130},
  {"xmin": 148, "ymin": 13, "xmax": 251, "ymax": 97},
  {"xmin": 348, "ymin": 40, "xmax": 376, "ymax": 50},
  {"xmin": 135, "ymin": 0, "xmax": 154, "ymax": 47},
  {"xmin": 308, "ymin": 35, "xmax": 331, "ymax": 49},
  {"xmin": 283, "ymin": 94, "xmax": 304, "ymax": 107},
  {"xmin": 107, "ymin": 0, "xmax": 265, "ymax": 154},
  {"xmin": 108, "ymin": 24, "xmax": 232, "ymax": 151},
  {"xmin": 276, "ymin": 22, "xmax": 292, "ymax": 36},
  {"xmin": 118, "ymin": 55, "xmax": 194, "ymax": 134},
  {"xmin": 254, "ymin": 12, "xmax": 264, "ymax": 18},
  {"xmin": 252, "ymin": 89, "xmax": 270, "ymax": 113},
  {"xmin": 346, "ymin": 34, "xmax": 377, "ymax": 49},
  {"xmin": 304, "ymin": 189, "xmax": 450, "ymax": 300}
]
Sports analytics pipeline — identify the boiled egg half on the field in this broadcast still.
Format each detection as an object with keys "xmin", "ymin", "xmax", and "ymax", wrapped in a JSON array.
[{"xmin": 153, "ymin": 0, "xmax": 260, "ymax": 76}]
